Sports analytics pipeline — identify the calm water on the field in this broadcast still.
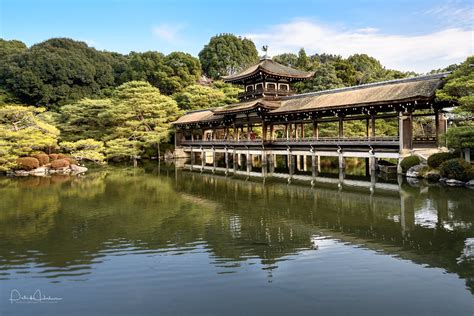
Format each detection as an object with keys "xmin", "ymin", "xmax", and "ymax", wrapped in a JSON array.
[{"xmin": 1, "ymin": 164, "xmax": 473, "ymax": 315}]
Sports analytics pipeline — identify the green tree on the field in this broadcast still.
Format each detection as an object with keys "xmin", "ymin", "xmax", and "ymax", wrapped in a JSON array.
[
  {"xmin": 0, "ymin": 105, "xmax": 60, "ymax": 171},
  {"xmin": 296, "ymin": 48, "xmax": 311, "ymax": 70},
  {"xmin": 172, "ymin": 84, "xmax": 238, "ymax": 111},
  {"xmin": 123, "ymin": 51, "xmax": 201, "ymax": 95},
  {"xmin": 59, "ymin": 98, "xmax": 115, "ymax": 141},
  {"xmin": 104, "ymin": 81, "xmax": 182, "ymax": 160},
  {"xmin": 294, "ymin": 62, "xmax": 344, "ymax": 93},
  {"xmin": 60, "ymin": 139, "xmax": 106, "ymax": 164},
  {"xmin": 0, "ymin": 38, "xmax": 116, "ymax": 108},
  {"xmin": 438, "ymin": 56, "xmax": 474, "ymax": 150},
  {"xmin": 199, "ymin": 34, "xmax": 259, "ymax": 79},
  {"xmin": 273, "ymin": 53, "xmax": 298, "ymax": 68}
]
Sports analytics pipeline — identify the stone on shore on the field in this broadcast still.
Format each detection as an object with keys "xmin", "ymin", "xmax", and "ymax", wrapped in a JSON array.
[{"xmin": 406, "ymin": 164, "xmax": 425, "ymax": 178}]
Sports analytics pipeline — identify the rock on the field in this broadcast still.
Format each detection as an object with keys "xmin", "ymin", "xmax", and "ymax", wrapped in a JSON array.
[
  {"xmin": 70, "ymin": 164, "xmax": 88, "ymax": 175},
  {"xmin": 49, "ymin": 167, "xmax": 71, "ymax": 175},
  {"xmin": 29, "ymin": 166, "xmax": 48, "ymax": 175},
  {"xmin": 406, "ymin": 164, "xmax": 425, "ymax": 178},
  {"xmin": 445, "ymin": 179, "xmax": 465, "ymax": 187},
  {"xmin": 13, "ymin": 170, "xmax": 30, "ymax": 176},
  {"xmin": 465, "ymin": 180, "xmax": 474, "ymax": 187},
  {"xmin": 425, "ymin": 170, "xmax": 441, "ymax": 182}
]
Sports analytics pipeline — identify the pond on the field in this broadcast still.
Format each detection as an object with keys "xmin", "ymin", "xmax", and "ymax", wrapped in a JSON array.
[{"xmin": 1, "ymin": 164, "xmax": 473, "ymax": 315}]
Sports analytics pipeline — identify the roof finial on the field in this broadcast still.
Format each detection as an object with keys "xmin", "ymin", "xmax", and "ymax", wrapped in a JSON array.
[{"xmin": 261, "ymin": 45, "xmax": 270, "ymax": 60}]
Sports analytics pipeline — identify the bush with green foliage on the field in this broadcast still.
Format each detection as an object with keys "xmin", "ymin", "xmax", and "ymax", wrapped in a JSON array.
[
  {"xmin": 60, "ymin": 139, "xmax": 105, "ymax": 164},
  {"xmin": 0, "ymin": 105, "xmax": 59, "ymax": 171},
  {"xmin": 439, "ymin": 159, "xmax": 473, "ymax": 181},
  {"xmin": 400, "ymin": 155, "xmax": 421, "ymax": 172},
  {"xmin": 427, "ymin": 152, "xmax": 457, "ymax": 168}
]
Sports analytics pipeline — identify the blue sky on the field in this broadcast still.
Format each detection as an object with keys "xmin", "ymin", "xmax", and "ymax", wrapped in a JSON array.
[{"xmin": 1, "ymin": 0, "xmax": 473, "ymax": 72}]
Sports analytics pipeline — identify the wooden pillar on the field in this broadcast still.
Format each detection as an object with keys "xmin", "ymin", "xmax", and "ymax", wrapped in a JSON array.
[
  {"xmin": 300, "ymin": 123, "xmax": 304, "ymax": 139},
  {"xmin": 312, "ymin": 120, "xmax": 318, "ymax": 139},
  {"xmin": 436, "ymin": 111, "xmax": 447, "ymax": 148},
  {"xmin": 338, "ymin": 116, "xmax": 344, "ymax": 138},
  {"xmin": 288, "ymin": 124, "xmax": 293, "ymax": 139},
  {"xmin": 399, "ymin": 111, "xmax": 413, "ymax": 152},
  {"xmin": 311, "ymin": 152, "xmax": 318, "ymax": 177},
  {"xmin": 201, "ymin": 150, "xmax": 205, "ymax": 170},
  {"xmin": 285, "ymin": 124, "xmax": 289, "ymax": 139},
  {"xmin": 338, "ymin": 150, "xmax": 345, "ymax": 169},
  {"xmin": 246, "ymin": 151, "xmax": 251, "ymax": 174},
  {"xmin": 303, "ymin": 155, "xmax": 308, "ymax": 172},
  {"xmin": 212, "ymin": 148, "xmax": 216, "ymax": 171},
  {"xmin": 269, "ymin": 124, "xmax": 274, "ymax": 141},
  {"xmin": 225, "ymin": 148, "xmax": 229, "ymax": 172},
  {"xmin": 295, "ymin": 123, "xmax": 299, "ymax": 139},
  {"xmin": 366, "ymin": 117, "xmax": 370, "ymax": 137},
  {"xmin": 262, "ymin": 122, "xmax": 267, "ymax": 141},
  {"xmin": 370, "ymin": 113, "xmax": 376, "ymax": 137}
]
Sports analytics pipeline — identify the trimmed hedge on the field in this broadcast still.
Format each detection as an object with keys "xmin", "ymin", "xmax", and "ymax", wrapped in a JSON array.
[
  {"xmin": 50, "ymin": 158, "xmax": 70, "ymax": 170},
  {"xmin": 49, "ymin": 153, "xmax": 59, "ymax": 161},
  {"xmin": 439, "ymin": 159, "xmax": 472, "ymax": 182},
  {"xmin": 65, "ymin": 157, "xmax": 77, "ymax": 165},
  {"xmin": 33, "ymin": 153, "xmax": 50, "ymax": 166},
  {"xmin": 427, "ymin": 152, "xmax": 457, "ymax": 168},
  {"xmin": 16, "ymin": 157, "xmax": 40, "ymax": 170},
  {"xmin": 400, "ymin": 155, "xmax": 421, "ymax": 173}
]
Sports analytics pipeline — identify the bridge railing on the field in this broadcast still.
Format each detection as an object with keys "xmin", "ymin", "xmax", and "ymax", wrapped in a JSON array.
[{"xmin": 180, "ymin": 136, "xmax": 399, "ymax": 146}]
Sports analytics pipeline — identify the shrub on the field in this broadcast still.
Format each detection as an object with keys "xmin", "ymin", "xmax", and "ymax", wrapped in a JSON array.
[
  {"xmin": 33, "ymin": 153, "xmax": 50, "ymax": 166},
  {"xmin": 57, "ymin": 153, "xmax": 67, "ymax": 159},
  {"xmin": 50, "ymin": 158, "xmax": 70, "ymax": 170},
  {"xmin": 65, "ymin": 157, "xmax": 77, "ymax": 165},
  {"xmin": 427, "ymin": 152, "xmax": 457, "ymax": 168},
  {"xmin": 466, "ymin": 166, "xmax": 474, "ymax": 181},
  {"xmin": 439, "ymin": 159, "xmax": 471, "ymax": 181},
  {"xmin": 49, "ymin": 153, "xmax": 59, "ymax": 161},
  {"xmin": 400, "ymin": 155, "xmax": 420, "ymax": 173},
  {"xmin": 16, "ymin": 157, "xmax": 40, "ymax": 171}
]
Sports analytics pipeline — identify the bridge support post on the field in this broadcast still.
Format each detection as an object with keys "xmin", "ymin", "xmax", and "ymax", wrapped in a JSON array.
[
  {"xmin": 303, "ymin": 155, "xmax": 308, "ymax": 172},
  {"xmin": 262, "ymin": 151, "xmax": 268, "ymax": 177},
  {"xmin": 399, "ymin": 111, "xmax": 413, "ymax": 153},
  {"xmin": 289, "ymin": 154, "xmax": 295, "ymax": 177},
  {"xmin": 225, "ymin": 148, "xmax": 229, "ymax": 173},
  {"xmin": 369, "ymin": 151, "xmax": 377, "ymax": 175},
  {"xmin": 233, "ymin": 149, "xmax": 237, "ymax": 172},
  {"xmin": 311, "ymin": 152, "xmax": 319, "ymax": 177},
  {"xmin": 267, "ymin": 152, "xmax": 274, "ymax": 175},
  {"xmin": 190, "ymin": 148, "xmax": 194, "ymax": 171},
  {"xmin": 338, "ymin": 150, "xmax": 345, "ymax": 170},
  {"xmin": 212, "ymin": 148, "xmax": 216, "ymax": 173},
  {"xmin": 201, "ymin": 150, "xmax": 205, "ymax": 171},
  {"xmin": 246, "ymin": 151, "xmax": 251, "ymax": 174}
]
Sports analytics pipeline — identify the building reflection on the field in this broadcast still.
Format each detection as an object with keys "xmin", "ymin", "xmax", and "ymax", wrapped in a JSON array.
[{"xmin": 0, "ymin": 166, "xmax": 473, "ymax": 291}]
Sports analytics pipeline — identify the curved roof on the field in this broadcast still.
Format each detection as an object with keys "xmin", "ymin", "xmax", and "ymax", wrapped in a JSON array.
[
  {"xmin": 222, "ymin": 59, "xmax": 314, "ymax": 83},
  {"xmin": 174, "ymin": 73, "xmax": 449, "ymax": 126},
  {"xmin": 213, "ymin": 99, "xmax": 280, "ymax": 115},
  {"xmin": 272, "ymin": 73, "xmax": 447, "ymax": 114}
]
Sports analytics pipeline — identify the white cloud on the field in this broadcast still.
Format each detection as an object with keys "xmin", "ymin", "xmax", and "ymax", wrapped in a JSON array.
[
  {"xmin": 425, "ymin": 0, "xmax": 474, "ymax": 29},
  {"xmin": 152, "ymin": 23, "xmax": 185, "ymax": 42},
  {"xmin": 245, "ymin": 19, "xmax": 474, "ymax": 73}
]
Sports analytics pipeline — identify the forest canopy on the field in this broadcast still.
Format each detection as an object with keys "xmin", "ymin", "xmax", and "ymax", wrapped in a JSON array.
[{"xmin": 0, "ymin": 35, "xmax": 471, "ymax": 171}]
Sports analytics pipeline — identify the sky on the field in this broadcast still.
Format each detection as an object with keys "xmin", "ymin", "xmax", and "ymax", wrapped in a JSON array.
[{"xmin": 0, "ymin": 0, "xmax": 473, "ymax": 73}]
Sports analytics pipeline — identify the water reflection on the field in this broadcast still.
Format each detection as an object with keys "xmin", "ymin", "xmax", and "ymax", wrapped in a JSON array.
[{"xmin": 0, "ymin": 165, "xmax": 473, "ymax": 293}]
